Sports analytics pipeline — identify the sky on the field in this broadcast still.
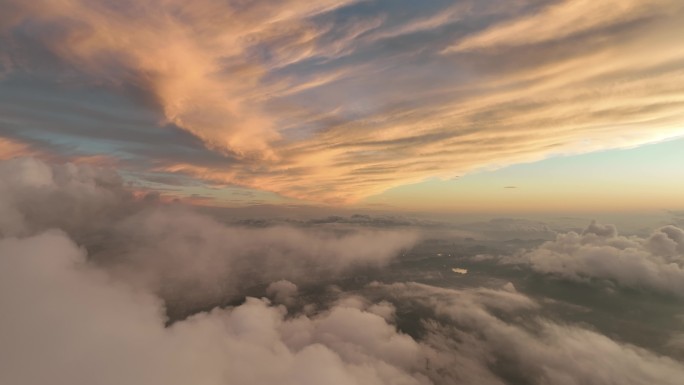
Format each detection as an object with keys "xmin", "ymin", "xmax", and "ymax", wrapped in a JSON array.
[
  {"xmin": 4, "ymin": 2, "xmax": 684, "ymax": 384},
  {"xmin": 367, "ymin": 137, "xmax": 684, "ymax": 213},
  {"xmin": 1, "ymin": 0, "xmax": 684, "ymax": 212}
]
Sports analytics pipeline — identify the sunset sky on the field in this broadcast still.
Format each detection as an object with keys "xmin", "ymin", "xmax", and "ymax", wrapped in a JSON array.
[
  {"xmin": 5, "ymin": 2, "xmax": 684, "ymax": 385},
  {"xmin": 2, "ymin": 0, "xmax": 684, "ymax": 212}
]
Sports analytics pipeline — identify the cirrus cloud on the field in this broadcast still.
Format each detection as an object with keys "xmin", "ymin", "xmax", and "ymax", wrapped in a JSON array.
[{"xmin": 2, "ymin": 0, "xmax": 684, "ymax": 203}]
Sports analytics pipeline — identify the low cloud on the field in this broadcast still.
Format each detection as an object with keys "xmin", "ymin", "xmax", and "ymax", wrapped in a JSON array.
[
  {"xmin": 371, "ymin": 282, "xmax": 684, "ymax": 385},
  {"xmin": 107, "ymin": 207, "xmax": 418, "ymax": 308},
  {"xmin": 502, "ymin": 221, "xmax": 684, "ymax": 297},
  {"xmin": 266, "ymin": 280, "xmax": 299, "ymax": 306},
  {"xmin": 0, "ymin": 158, "xmax": 418, "ymax": 308},
  {"xmin": 2, "ymin": 157, "xmax": 684, "ymax": 384},
  {"xmin": 0, "ymin": 231, "xmax": 431, "ymax": 385},
  {"xmin": 1, "ymin": 225, "xmax": 683, "ymax": 384}
]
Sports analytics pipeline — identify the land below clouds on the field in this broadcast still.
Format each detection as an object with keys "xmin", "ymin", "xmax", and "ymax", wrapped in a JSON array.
[{"xmin": 2, "ymin": 158, "xmax": 684, "ymax": 385}]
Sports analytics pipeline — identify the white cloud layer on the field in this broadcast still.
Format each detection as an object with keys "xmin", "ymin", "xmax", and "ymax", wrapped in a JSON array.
[
  {"xmin": 0, "ymin": 157, "xmax": 418, "ymax": 306},
  {"xmin": 5, "ymin": 227, "xmax": 683, "ymax": 385},
  {"xmin": 0, "ymin": 231, "xmax": 432, "ymax": 385},
  {"xmin": 503, "ymin": 221, "xmax": 684, "ymax": 297},
  {"xmin": 372, "ymin": 282, "xmax": 684, "ymax": 385},
  {"xmin": 2, "ymin": 158, "xmax": 684, "ymax": 385}
]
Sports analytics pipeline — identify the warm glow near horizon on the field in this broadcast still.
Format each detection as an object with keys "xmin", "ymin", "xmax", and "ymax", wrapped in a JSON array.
[
  {"xmin": 364, "ymin": 137, "xmax": 684, "ymax": 213},
  {"xmin": 1, "ymin": 0, "xmax": 684, "ymax": 211},
  {"xmin": 4, "ymin": 2, "xmax": 684, "ymax": 385}
]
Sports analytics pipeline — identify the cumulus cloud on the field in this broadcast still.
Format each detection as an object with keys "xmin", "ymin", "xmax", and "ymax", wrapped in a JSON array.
[
  {"xmin": 2, "ymin": 176, "xmax": 684, "ymax": 385},
  {"xmin": 370, "ymin": 282, "xmax": 684, "ymax": 385},
  {"xmin": 0, "ymin": 231, "xmax": 435, "ymax": 385},
  {"xmin": 0, "ymin": 157, "xmax": 131, "ymax": 237},
  {"xmin": 0, "ymin": 156, "xmax": 436, "ymax": 384},
  {"xmin": 647, "ymin": 225, "xmax": 684, "ymax": 259},
  {"xmin": 107, "ymin": 207, "xmax": 418, "ymax": 308},
  {"xmin": 6, "ymin": 228, "xmax": 680, "ymax": 385},
  {"xmin": 267, "ymin": 280, "xmax": 299, "ymax": 306},
  {"xmin": 0, "ymin": 157, "xmax": 418, "ymax": 308},
  {"xmin": 502, "ymin": 221, "xmax": 684, "ymax": 297}
]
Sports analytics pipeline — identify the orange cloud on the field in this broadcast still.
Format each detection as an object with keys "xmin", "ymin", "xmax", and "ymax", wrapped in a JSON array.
[
  {"xmin": 0, "ymin": 137, "xmax": 34, "ymax": 160},
  {"xmin": 4, "ymin": 0, "xmax": 684, "ymax": 204},
  {"xmin": 2, "ymin": 0, "xmax": 358, "ymax": 159},
  {"xmin": 444, "ymin": 0, "xmax": 673, "ymax": 53},
  {"xmin": 0, "ymin": 137, "xmax": 123, "ymax": 168}
]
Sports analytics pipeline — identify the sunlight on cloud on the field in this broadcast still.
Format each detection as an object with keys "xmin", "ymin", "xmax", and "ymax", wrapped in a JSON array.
[
  {"xmin": 4, "ymin": 3, "xmax": 684, "ymax": 383},
  {"xmin": 502, "ymin": 221, "xmax": 684, "ymax": 297},
  {"xmin": 1, "ymin": 0, "xmax": 358, "ymax": 159},
  {"xmin": 2, "ymin": 0, "xmax": 684, "ymax": 203},
  {"xmin": 2, "ymin": 158, "xmax": 684, "ymax": 384},
  {"xmin": 0, "ymin": 137, "xmax": 34, "ymax": 160},
  {"xmin": 444, "ymin": 0, "xmax": 672, "ymax": 53}
]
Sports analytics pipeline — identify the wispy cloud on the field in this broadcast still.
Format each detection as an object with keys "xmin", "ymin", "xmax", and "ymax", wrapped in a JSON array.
[
  {"xmin": 444, "ymin": 0, "xmax": 671, "ymax": 53},
  {"xmin": 2, "ymin": 0, "xmax": 684, "ymax": 203}
]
